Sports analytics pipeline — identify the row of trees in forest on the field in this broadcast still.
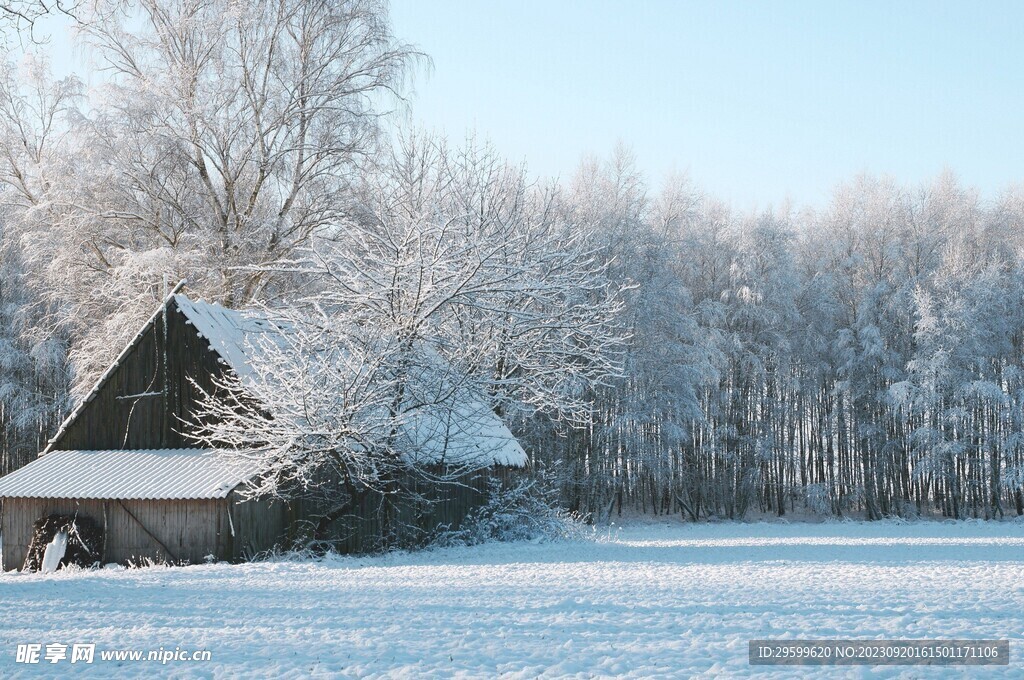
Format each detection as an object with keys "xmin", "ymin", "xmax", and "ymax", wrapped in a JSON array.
[
  {"xmin": 559, "ymin": 156, "xmax": 1024, "ymax": 521},
  {"xmin": 0, "ymin": 0, "xmax": 1022, "ymax": 522}
]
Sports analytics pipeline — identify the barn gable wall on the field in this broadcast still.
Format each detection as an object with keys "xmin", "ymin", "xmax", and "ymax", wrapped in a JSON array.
[{"xmin": 49, "ymin": 302, "xmax": 227, "ymax": 451}]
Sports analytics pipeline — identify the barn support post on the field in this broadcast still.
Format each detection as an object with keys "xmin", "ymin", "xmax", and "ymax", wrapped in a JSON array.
[
  {"xmin": 224, "ymin": 500, "xmax": 235, "ymax": 561},
  {"xmin": 102, "ymin": 501, "xmax": 109, "ymax": 564},
  {"xmin": 116, "ymin": 500, "xmax": 179, "ymax": 563}
]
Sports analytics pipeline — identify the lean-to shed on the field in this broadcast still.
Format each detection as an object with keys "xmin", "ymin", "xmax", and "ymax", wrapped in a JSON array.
[{"xmin": 0, "ymin": 448, "xmax": 280, "ymax": 567}]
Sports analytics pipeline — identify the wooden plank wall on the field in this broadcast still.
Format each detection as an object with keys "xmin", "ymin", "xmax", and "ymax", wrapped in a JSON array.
[
  {"xmin": 0, "ymin": 497, "xmax": 233, "ymax": 570},
  {"xmin": 310, "ymin": 466, "xmax": 519, "ymax": 554},
  {"xmin": 50, "ymin": 301, "xmax": 226, "ymax": 451},
  {"xmin": 228, "ymin": 494, "xmax": 288, "ymax": 560},
  {"xmin": 0, "ymin": 466, "xmax": 520, "ymax": 569}
]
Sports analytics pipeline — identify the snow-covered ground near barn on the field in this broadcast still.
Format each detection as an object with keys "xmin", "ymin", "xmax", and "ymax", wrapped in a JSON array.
[{"xmin": 1, "ymin": 520, "xmax": 1023, "ymax": 678}]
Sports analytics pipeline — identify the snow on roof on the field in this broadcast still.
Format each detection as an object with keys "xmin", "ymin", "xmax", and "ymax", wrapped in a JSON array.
[
  {"xmin": 173, "ymin": 294, "xmax": 528, "ymax": 468},
  {"xmin": 401, "ymin": 397, "xmax": 528, "ymax": 468},
  {"xmin": 172, "ymin": 294, "xmax": 278, "ymax": 382},
  {"xmin": 0, "ymin": 449, "xmax": 251, "ymax": 500}
]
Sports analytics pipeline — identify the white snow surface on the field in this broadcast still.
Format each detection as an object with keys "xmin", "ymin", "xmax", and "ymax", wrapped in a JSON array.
[
  {"xmin": 1, "ymin": 520, "xmax": 1022, "ymax": 678},
  {"xmin": 172, "ymin": 294, "xmax": 281, "ymax": 384},
  {"xmin": 399, "ymin": 393, "xmax": 529, "ymax": 468}
]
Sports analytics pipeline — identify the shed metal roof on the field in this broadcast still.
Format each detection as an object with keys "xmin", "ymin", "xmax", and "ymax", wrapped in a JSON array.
[{"xmin": 0, "ymin": 449, "xmax": 252, "ymax": 500}]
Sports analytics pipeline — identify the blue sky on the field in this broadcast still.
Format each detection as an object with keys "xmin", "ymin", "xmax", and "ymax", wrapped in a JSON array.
[
  {"xmin": 36, "ymin": 1, "xmax": 1024, "ymax": 210},
  {"xmin": 389, "ymin": 0, "xmax": 1024, "ymax": 209}
]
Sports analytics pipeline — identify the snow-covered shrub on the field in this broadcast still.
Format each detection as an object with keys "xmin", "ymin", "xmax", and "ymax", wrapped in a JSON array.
[
  {"xmin": 433, "ymin": 478, "xmax": 589, "ymax": 547},
  {"xmin": 803, "ymin": 483, "xmax": 834, "ymax": 516}
]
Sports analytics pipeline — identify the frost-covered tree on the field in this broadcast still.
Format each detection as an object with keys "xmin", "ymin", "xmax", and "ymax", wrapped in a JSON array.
[
  {"xmin": 0, "ymin": 218, "xmax": 69, "ymax": 475},
  {"xmin": 0, "ymin": 0, "xmax": 417, "ymax": 392},
  {"xmin": 191, "ymin": 136, "xmax": 626, "ymax": 544},
  {"xmin": 2, "ymin": 24, "xmax": 1024, "ymax": 522},
  {"xmin": 540, "ymin": 157, "xmax": 1024, "ymax": 522},
  {"xmin": 0, "ymin": 1, "xmax": 76, "ymax": 44}
]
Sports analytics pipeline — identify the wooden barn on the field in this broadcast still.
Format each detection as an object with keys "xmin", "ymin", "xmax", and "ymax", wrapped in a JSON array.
[{"xmin": 0, "ymin": 289, "xmax": 527, "ymax": 570}]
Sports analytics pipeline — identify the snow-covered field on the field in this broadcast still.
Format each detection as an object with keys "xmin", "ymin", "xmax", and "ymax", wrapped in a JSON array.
[{"xmin": 1, "ymin": 520, "xmax": 1022, "ymax": 678}]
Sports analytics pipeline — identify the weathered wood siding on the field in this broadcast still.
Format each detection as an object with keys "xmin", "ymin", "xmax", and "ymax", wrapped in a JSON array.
[
  {"xmin": 1, "ymin": 497, "xmax": 230, "ymax": 570},
  {"xmin": 302, "ymin": 466, "xmax": 520, "ymax": 554},
  {"xmin": 227, "ymin": 494, "xmax": 288, "ymax": 560},
  {"xmin": 0, "ymin": 468, "xmax": 518, "ymax": 569},
  {"xmin": 1, "ymin": 495, "xmax": 289, "ymax": 570},
  {"xmin": 50, "ymin": 301, "xmax": 226, "ymax": 451}
]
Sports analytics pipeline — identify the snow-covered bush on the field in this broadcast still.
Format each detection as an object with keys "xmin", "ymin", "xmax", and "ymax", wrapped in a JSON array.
[
  {"xmin": 804, "ymin": 483, "xmax": 834, "ymax": 516},
  {"xmin": 433, "ymin": 478, "xmax": 589, "ymax": 547}
]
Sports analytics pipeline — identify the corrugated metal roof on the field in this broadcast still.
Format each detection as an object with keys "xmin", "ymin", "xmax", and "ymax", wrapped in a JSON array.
[{"xmin": 0, "ymin": 449, "xmax": 252, "ymax": 500}]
